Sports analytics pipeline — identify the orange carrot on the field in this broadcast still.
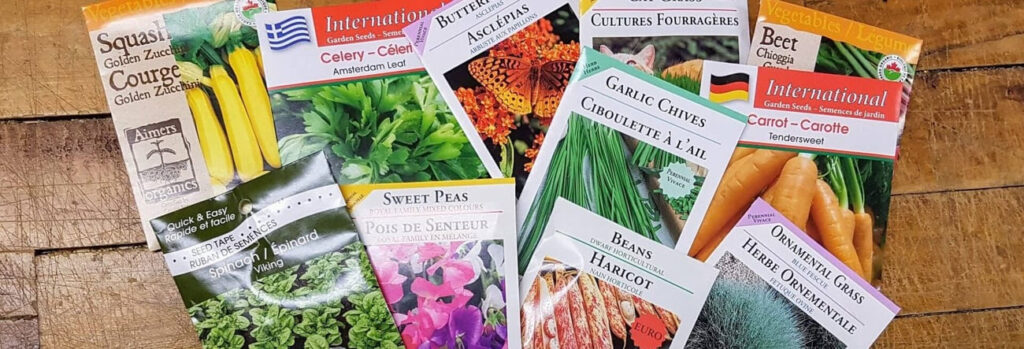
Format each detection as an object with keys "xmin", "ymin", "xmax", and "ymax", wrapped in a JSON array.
[
  {"xmin": 728, "ymin": 147, "xmax": 756, "ymax": 165},
  {"xmin": 811, "ymin": 179, "xmax": 864, "ymax": 277},
  {"xmin": 854, "ymin": 212, "xmax": 874, "ymax": 281},
  {"xmin": 689, "ymin": 150, "xmax": 796, "ymax": 256},
  {"xmin": 764, "ymin": 156, "xmax": 818, "ymax": 231},
  {"xmin": 695, "ymin": 209, "xmax": 746, "ymax": 262},
  {"xmin": 805, "ymin": 216, "xmax": 822, "ymax": 243}
]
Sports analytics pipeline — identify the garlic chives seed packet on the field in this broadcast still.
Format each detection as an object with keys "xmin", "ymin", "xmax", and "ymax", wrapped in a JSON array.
[
  {"xmin": 581, "ymin": 0, "xmax": 750, "ymax": 93},
  {"xmin": 257, "ymin": 0, "xmax": 491, "ymax": 186},
  {"xmin": 691, "ymin": 199, "xmax": 899, "ymax": 349},
  {"xmin": 516, "ymin": 47, "xmax": 745, "ymax": 274},
  {"xmin": 521, "ymin": 198, "xmax": 718, "ymax": 349},
  {"xmin": 84, "ymin": 0, "xmax": 221, "ymax": 251},
  {"xmin": 404, "ymin": 0, "xmax": 581, "ymax": 195},
  {"xmin": 150, "ymin": 152, "xmax": 404, "ymax": 349},
  {"xmin": 341, "ymin": 178, "xmax": 520, "ymax": 349}
]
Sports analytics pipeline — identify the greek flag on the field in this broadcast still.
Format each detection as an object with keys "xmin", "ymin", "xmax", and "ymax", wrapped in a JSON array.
[{"xmin": 265, "ymin": 16, "xmax": 311, "ymax": 51}]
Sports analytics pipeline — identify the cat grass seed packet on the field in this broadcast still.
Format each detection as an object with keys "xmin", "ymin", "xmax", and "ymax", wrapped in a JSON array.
[
  {"xmin": 516, "ymin": 48, "xmax": 745, "ymax": 274},
  {"xmin": 749, "ymin": 0, "xmax": 922, "ymax": 142},
  {"xmin": 691, "ymin": 199, "xmax": 899, "ymax": 349},
  {"xmin": 151, "ymin": 152, "xmax": 404, "ymax": 349},
  {"xmin": 257, "ymin": 0, "xmax": 491, "ymax": 186},
  {"xmin": 581, "ymin": 0, "xmax": 750, "ymax": 94},
  {"xmin": 341, "ymin": 178, "xmax": 521, "ymax": 349},
  {"xmin": 521, "ymin": 198, "xmax": 718, "ymax": 349},
  {"xmin": 404, "ymin": 0, "xmax": 581, "ymax": 196}
]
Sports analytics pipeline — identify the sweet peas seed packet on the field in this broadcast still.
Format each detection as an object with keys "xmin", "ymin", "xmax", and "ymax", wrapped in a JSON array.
[
  {"xmin": 516, "ymin": 48, "xmax": 745, "ymax": 274},
  {"xmin": 521, "ymin": 198, "xmax": 718, "ymax": 349},
  {"xmin": 689, "ymin": 199, "xmax": 899, "ymax": 349},
  {"xmin": 581, "ymin": 0, "xmax": 750, "ymax": 92},
  {"xmin": 404, "ymin": 0, "xmax": 581, "ymax": 196},
  {"xmin": 151, "ymin": 152, "xmax": 403, "ymax": 349},
  {"xmin": 341, "ymin": 178, "xmax": 520, "ymax": 349},
  {"xmin": 257, "ymin": 0, "xmax": 491, "ymax": 186}
]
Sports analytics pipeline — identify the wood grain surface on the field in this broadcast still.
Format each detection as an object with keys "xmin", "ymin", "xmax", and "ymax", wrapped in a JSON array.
[{"xmin": 0, "ymin": 0, "xmax": 1019, "ymax": 348}]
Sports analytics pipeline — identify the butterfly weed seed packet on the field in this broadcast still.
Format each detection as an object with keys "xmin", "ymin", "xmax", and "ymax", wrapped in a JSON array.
[
  {"xmin": 749, "ymin": 0, "xmax": 922, "ymax": 142},
  {"xmin": 257, "ymin": 0, "xmax": 490, "ymax": 186},
  {"xmin": 691, "ymin": 199, "xmax": 898, "ymax": 349},
  {"xmin": 404, "ymin": 0, "xmax": 581, "ymax": 196},
  {"xmin": 150, "ymin": 152, "xmax": 403, "ymax": 349},
  {"xmin": 341, "ymin": 178, "xmax": 520, "ymax": 349},
  {"xmin": 692, "ymin": 61, "xmax": 903, "ymax": 284},
  {"xmin": 521, "ymin": 198, "xmax": 718, "ymax": 349},
  {"xmin": 580, "ymin": 0, "xmax": 750, "ymax": 94},
  {"xmin": 516, "ymin": 48, "xmax": 746, "ymax": 274}
]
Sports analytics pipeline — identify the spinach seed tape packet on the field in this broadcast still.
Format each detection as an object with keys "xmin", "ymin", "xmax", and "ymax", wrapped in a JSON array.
[
  {"xmin": 257, "ymin": 0, "xmax": 491, "ymax": 186},
  {"xmin": 581, "ymin": 0, "xmax": 750, "ymax": 93},
  {"xmin": 151, "ymin": 152, "xmax": 403, "ymax": 349},
  {"xmin": 749, "ymin": 0, "xmax": 922, "ymax": 142},
  {"xmin": 341, "ymin": 178, "xmax": 521, "ymax": 349},
  {"xmin": 404, "ymin": 0, "xmax": 581, "ymax": 195},
  {"xmin": 691, "ymin": 199, "xmax": 899, "ymax": 349},
  {"xmin": 521, "ymin": 199, "xmax": 718, "ymax": 349},
  {"xmin": 693, "ymin": 61, "xmax": 903, "ymax": 284},
  {"xmin": 516, "ymin": 48, "xmax": 745, "ymax": 274},
  {"xmin": 83, "ymin": 0, "xmax": 223, "ymax": 251}
]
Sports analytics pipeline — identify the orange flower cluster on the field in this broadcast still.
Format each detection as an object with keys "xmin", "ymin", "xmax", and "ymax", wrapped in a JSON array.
[
  {"xmin": 456, "ymin": 87, "xmax": 515, "ymax": 146},
  {"xmin": 524, "ymin": 133, "xmax": 545, "ymax": 172}
]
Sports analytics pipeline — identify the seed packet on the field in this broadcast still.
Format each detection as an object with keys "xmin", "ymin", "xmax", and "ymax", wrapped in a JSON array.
[
  {"xmin": 690, "ymin": 199, "xmax": 899, "ymax": 348},
  {"xmin": 150, "ymin": 152, "xmax": 403, "ymax": 349},
  {"xmin": 516, "ymin": 48, "xmax": 746, "ymax": 274},
  {"xmin": 341, "ymin": 178, "xmax": 520, "ymax": 349},
  {"xmin": 581, "ymin": 0, "xmax": 750, "ymax": 92},
  {"xmin": 164, "ymin": 0, "xmax": 283, "ymax": 186},
  {"xmin": 84, "ymin": 0, "xmax": 222, "ymax": 250},
  {"xmin": 404, "ymin": 0, "xmax": 581, "ymax": 195},
  {"xmin": 691, "ymin": 61, "xmax": 903, "ymax": 284},
  {"xmin": 256, "ymin": 0, "xmax": 490, "ymax": 185},
  {"xmin": 521, "ymin": 198, "xmax": 718, "ymax": 349},
  {"xmin": 749, "ymin": 0, "xmax": 922, "ymax": 140}
]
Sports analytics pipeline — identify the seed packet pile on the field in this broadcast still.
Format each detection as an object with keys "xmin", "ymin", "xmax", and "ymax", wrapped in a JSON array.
[
  {"xmin": 342, "ymin": 178, "xmax": 521, "ymax": 349},
  {"xmin": 517, "ymin": 47, "xmax": 746, "ymax": 273},
  {"xmin": 151, "ymin": 152, "xmax": 403, "ymax": 349},
  {"xmin": 690, "ymin": 199, "xmax": 899, "ymax": 348},
  {"xmin": 257, "ymin": 0, "xmax": 490, "ymax": 185},
  {"xmin": 521, "ymin": 199, "xmax": 718, "ymax": 349}
]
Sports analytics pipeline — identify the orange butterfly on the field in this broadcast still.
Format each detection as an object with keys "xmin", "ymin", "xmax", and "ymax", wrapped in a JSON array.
[{"xmin": 468, "ymin": 57, "xmax": 576, "ymax": 118}]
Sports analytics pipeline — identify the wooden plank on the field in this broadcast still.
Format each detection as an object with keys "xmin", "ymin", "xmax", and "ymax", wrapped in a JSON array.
[
  {"xmin": 0, "ymin": 253, "xmax": 36, "ymax": 318},
  {"xmin": 0, "ymin": 319, "xmax": 39, "ymax": 349},
  {"xmin": 0, "ymin": 118, "xmax": 142, "ymax": 251},
  {"xmin": 0, "ymin": 0, "xmax": 107, "ymax": 120},
  {"xmin": 883, "ymin": 186, "xmax": 1024, "ymax": 315},
  {"xmin": 877, "ymin": 308, "xmax": 1024, "ymax": 348},
  {"xmin": 892, "ymin": 67, "xmax": 1024, "ymax": 195},
  {"xmin": 35, "ymin": 247, "xmax": 198, "ymax": 348},
  {"xmin": 805, "ymin": 0, "xmax": 1024, "ymax": 70}
]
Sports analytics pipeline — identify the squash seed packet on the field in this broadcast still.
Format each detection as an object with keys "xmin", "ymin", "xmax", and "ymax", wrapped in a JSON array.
[
  {"xmin": 151, "ymin": 152, "xmax": 404, "ymax": 349},
  {"xmin": 516, "ymin": 48, "xmax": 746, "ymax": 274}
]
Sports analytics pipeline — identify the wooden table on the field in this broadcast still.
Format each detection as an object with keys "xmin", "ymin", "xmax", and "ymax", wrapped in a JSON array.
[{"xmin": 2, "ymin": 0, "xmax": 1022, "ymax": 347}]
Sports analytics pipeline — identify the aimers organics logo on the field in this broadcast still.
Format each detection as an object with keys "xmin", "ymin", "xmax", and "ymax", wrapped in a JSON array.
[
  {"xmin": 876, "ymin": 55, "xmax": 909, "ymax": 82},
  {"xmin": 234, "ymin": 0, "xmax": 270, "ymax": 27}
]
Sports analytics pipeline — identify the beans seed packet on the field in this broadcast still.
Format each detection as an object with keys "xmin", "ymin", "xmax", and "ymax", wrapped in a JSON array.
[{"xmin": 404, "ymin": 0, "xmax": 581, "ymax": 196}]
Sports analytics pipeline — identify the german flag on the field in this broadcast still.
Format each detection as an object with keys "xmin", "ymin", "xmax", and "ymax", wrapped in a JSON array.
[{"xmin": 709, "ymin": 73, "xmax": 750, "ymax": 103}]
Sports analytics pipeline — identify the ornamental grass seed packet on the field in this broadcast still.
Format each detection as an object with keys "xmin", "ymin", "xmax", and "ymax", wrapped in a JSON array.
[
  {"xmin": 690, "ymin": 62, "xmax": 904, "ymax": 284},
  {"xmin": 581, "ymin": 0, "xmax": 750, "ymax": 93},
  {"xmin": 521, "ymin": 199, "xmax": 718, "ymax": 349},
  {"xmin": 749, "ymin": 0, "xmax": 922, "ymax": 141},
  {"xmin": 151, "ymin": 152, "xmax": 403, "ymax": 349},
  {"xmin": 83, "ymin": 0, "xmax": 229, "ymax": 250},
  {"xmin": 257, "ymin": 0, "xmax": 492, "ymax": 186},
  {"xmin": 690, "ymin": 199, "xmax": 899, "ymax": 349},
  {"xmin": 404, "ymin": 0, "xmax": 581, "ymax": 195},
  {"xmin": 341, "ymin": 178, "xmax": 520, "ymax": 349},
  {"xmin": 516, "ymin": 48, "xmax": 746, "ymax": 274}
]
